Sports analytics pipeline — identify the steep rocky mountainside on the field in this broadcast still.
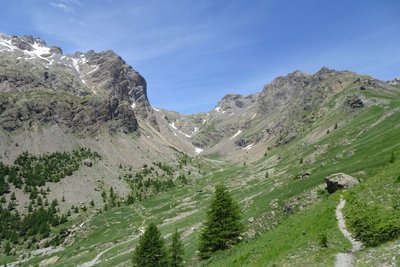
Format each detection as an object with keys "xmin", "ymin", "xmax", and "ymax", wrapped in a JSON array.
[
  {"xmin": 157, "ymin": 67, "xmax": 398, "ymax": 162},
  {"xmin": 0, "ymin": 33, "xmax": 195, "ymax": 214},
  {"xmin": 1, "ymin": 34, "xmax": 397, "ymax": 161},
  {"xmin": 0, "ymin": 33, "xmax": 156, "ymax": 135}
]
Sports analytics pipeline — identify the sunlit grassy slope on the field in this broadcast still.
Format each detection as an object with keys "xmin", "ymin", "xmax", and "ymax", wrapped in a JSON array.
[{"xmin": 14, "ymin": 85, "xmax": 400, "ymax": 267}]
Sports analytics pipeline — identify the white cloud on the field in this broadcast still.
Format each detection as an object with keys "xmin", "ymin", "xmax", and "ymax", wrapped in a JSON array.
[
  {"xmin": 60, "ymin": 0, "xmax": 82, "ymax": 6},
  {"xmin": 49, "ymin": 2, "xmax": 73, "ymax": 13}
]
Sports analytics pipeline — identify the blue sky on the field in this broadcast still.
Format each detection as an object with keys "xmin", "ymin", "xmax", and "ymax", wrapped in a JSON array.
[{"xmin": 0, "ymin": 0, "xmax": 399, "ymax": 114}]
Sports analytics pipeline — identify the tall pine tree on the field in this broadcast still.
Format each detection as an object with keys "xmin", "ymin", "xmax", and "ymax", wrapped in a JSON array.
[
  {"xmin": 198, "ymin": 184, "xmax": 243, "ymax": 259},
  {"xmin": 169, "ymin": 229, "xmax": 184, "ymax": 267},
  {"xmin": 133, "ymin": 222, "xmax": 167, "ymax": 267}
]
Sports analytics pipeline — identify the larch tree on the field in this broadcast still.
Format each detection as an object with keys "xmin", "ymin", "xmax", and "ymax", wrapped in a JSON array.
[
  {"xmin": 133, "ymin": 222, "xmax": 167, "ymax": 267},
  {"xmin": 169, "ymin": 229, "xmax": 184, "ymax": 267},
  {"xmin": 198, "ymin": 183, "xmax": 244, "ymax": 259}
]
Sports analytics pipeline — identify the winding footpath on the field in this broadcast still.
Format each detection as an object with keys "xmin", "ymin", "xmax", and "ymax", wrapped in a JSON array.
[
  {"xmin": 335, "ymin": 197, "xmax": 363, "ymax": 267},
  {"xmin": 78, "ymin": 205, "xmax": 146, "ymax": 267},
  {"xmin": 78, "ymin": 232, "xmax": 142, "ymax": 267}
]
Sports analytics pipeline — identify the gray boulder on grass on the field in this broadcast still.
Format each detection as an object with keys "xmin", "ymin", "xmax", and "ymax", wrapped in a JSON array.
[{"xmin": 325, "ymin": 173, "xmax": 359, "ymax": 194}]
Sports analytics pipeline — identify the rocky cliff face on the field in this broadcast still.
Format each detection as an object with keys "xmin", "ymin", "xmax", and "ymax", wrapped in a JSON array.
[{"xmin": 0, "ymin": 33, "xmax": 156, "ymax": 134}]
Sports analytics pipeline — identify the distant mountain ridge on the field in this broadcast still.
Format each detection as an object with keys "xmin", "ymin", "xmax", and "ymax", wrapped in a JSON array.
[{"xmin": 1, "ymin": 33, "xmax": 398, "ymax": 156}]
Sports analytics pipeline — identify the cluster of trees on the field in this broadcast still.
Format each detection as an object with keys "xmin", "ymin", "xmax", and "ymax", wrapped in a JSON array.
[
  {"xmin": 0, "ymin": 162, "xmax": 20, "ymax": 191},
  {"xmin": 0, "ymin": 148, "xmax": 101, "ymax": 193},
  {"xmin": 0, "ymin": 200, "xmax": 67, "ymax": 254},
  {"xmin": 0, "ymin": 162, "xmax": 10, "ymax": 195},
  {"xmin": 101, "ymin": 187, "xmax": 122, "ymax": 210},
  {"xmin": 0, "ymin": 148, "xmax": 98, "ymax": 254},
  {"xmin": 133, "ymin": 225, "xmax": 184, "ymax": 267},
  {"xmin": 133, "ymin": 184, "xmax": 243, "ymax": 265},
  {"xmin": 153, "ymin": 161, "xmax": 174, "ymax": 176},
  {"xmin": 124, "ymin": 175, "xmax": 175, "ymax": 204},
  {"xmin": 124, "ymin": 162, "xmax": 190, "ymax": 204}
]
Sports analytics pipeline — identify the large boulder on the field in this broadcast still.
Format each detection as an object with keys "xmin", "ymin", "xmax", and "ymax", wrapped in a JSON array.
[{"xmin": 325, "ymin": 173, "xmax": 359, "ymax": 194}]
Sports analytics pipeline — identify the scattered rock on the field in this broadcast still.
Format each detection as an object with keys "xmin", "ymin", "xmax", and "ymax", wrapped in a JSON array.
[
  {"xmin": 248, "ymin": 217, "xmax": 254, "ymax": 223},
  {"xmin": 83, "ymin": 159, "xmax": 93, "ymax": 167},
  {"xmin": 283, "ymin": 203, "xmax": 294, "ymax": 213},
  {"xmin": 247, "ymin": 229, "xmax": 256, "ymax": 238},
  {"xmin": 325, "ymin": 173, "xmax": 359, "ymax": 194},
  {"xmin": 270, "ymin": 199, "xmax": 279, "ymax": 210},
  {"xmin": 346, "ymin": 95, "xmax": 365, "ymax": 109},
  {"xmin": 388, "ymin": 77, "xmax": 400, "ymax": 85},
  {"xmin": 38, "ymin": 237, "xmax": 53, "ymax": 249},
  {"xmin": 39, "ymin": 256, "xmax": 59, "ymax": 266}
]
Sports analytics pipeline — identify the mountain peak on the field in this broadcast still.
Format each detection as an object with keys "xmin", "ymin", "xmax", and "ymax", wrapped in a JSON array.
[
  {"xmin": 288, "ymin": 70, "xmax": 309, "ymax": 77},
  {"xmin": 316, "ymin": 66, "xmax": 337, "ymax": 75}
]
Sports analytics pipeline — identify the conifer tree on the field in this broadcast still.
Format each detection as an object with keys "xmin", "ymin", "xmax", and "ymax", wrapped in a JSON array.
[
  {"xmin": 169, "ymin": 229, "xmax": 184, "ymax": 267},
  {"xmin": 4, "ymin": 240, "xmax": 11, "ymax": 255},
  {"xmin": 198, "ymin": 184, "xmax": 243, "ymax": 259},
  {"xmin": 133, "ymin": 223, "xmax": 167, "ymax": 267}
]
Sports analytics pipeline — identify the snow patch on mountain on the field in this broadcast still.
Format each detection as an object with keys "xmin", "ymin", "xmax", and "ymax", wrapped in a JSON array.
[
  {"xmin": 86, "ymin": 65, "xmax": 99, "ymax": 75},
  {"xmin": 230, "ymin": 130, "xmax": 242, "ymax": 140},
  {"xmin": 0, "ymin": 39, "xmax": 16, "ymax": 51},
  {"xmin": 30, "ymin": 42, "xmax": 51, "ymax": 57},
  {"xmin": 178, "ymin": 131, "xmax": 191, "ymax": 138},
  {"xmin": 71, "ymin": 58, "xmax": 80, "ymax": 72},
  {"xmin": 243, "ymin": 143, "xmax": 254, "ymax": 150}
]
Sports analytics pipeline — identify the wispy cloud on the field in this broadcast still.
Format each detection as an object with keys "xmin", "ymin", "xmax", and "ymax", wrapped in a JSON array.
[
  {"xmin": 60, "ymin": 0, "xmax": 82, "ymax": 6},
  {"xmin": 49, "ymin": 2, "xmax": 73, "ymax": 13},
  {"xmin": 48, "ymin": 0, "xmax": 82, "ymax": 13}
]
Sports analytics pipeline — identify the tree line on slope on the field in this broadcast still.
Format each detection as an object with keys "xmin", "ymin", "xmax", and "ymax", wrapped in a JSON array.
[
  {"xmin": 0, "ymin": 198, "xmax": 66, "ymax": 255},
  {"xmin": 123, "ymin": 161, "xmax": 190, "ymax": 205},
  {"xmin": 0, "ymin": 147, "xmax": 101, "ymax": 193},
  {"xmin": 0, "ymin": 148, "xmax": 100, "ymax": 256}
]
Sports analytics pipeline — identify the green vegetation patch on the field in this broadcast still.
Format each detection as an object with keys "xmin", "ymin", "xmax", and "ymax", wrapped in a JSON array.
[
  {"xmin": 0, "ymin": 147, "xmax": 101, "ymax": 191},
  {"xmin": 344, "ymin": 160, "xmax": 400, "ymax": 247}
]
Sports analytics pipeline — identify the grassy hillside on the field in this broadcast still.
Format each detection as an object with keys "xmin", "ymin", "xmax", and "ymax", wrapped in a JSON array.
[{"xmin": 3, "ymin": 82, "xmax": 397, "ymax": 267}]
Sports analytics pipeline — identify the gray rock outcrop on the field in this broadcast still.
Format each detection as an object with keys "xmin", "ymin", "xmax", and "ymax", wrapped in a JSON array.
[{"xmin": 325, "ymin": 173, "xmax": 359, "ymax": 194}]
